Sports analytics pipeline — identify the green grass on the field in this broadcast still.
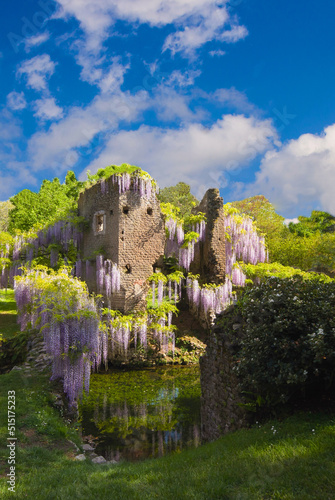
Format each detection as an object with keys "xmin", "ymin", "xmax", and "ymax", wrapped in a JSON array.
[
  {"xmin": 1, "ymin": 290, "xmax": 335, "ymax": 499},
  {"xmin": 1, "ymin": 369, "xmax": 335, "ymax": 499},
  {"xmin": 0, "ymin": 290, "xmax": 19, "ymax": 340}
]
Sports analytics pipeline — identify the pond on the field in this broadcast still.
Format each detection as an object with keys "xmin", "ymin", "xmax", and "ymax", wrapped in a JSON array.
[{"xmin": 79, "ymin": 365, "xmax": 201, "ymax": 462}]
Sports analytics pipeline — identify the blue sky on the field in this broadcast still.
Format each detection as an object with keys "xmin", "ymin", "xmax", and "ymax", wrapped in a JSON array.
[{"xmin": 1, "ymin": 0, "xmax": 335, "ymax": 218}]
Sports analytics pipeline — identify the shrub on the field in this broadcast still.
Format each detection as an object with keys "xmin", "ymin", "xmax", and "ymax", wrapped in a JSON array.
[{"xmin": 232, "ymin": 277, "xmax": 335, "ymax": 410}]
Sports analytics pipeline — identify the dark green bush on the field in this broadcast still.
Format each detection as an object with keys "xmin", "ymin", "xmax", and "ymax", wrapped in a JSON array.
[{"xmin": 233, "ymin": 277, "xmax": 335, "ymax": 410}]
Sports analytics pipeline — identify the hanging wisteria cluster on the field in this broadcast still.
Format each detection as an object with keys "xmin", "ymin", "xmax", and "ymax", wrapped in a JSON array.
[
  {"xmin": 14, "ymin": 267, "xmax": 101, "ymax": 405},
  {"xmin": 149, "ymin": 271, "xmax": 184, "ymax": 307},
  {"xmin": 186, "ymin": 275, "xmax": 234, "ymax": 315},
  {"xmin": 161, "ymin": 203, "xmax": 207, "ymax": 273},
  {"xmin": 100, "ymin": 172, "xmax": 158, "ymax": 199},
  {"xmin": 1, "ymin": 219, "xmax": 84, "ymax": 289},
  {"xmin": 95, "ymin": 255, "xmax": 121, "ymax": 297},
  {"xmin": 102, "ymin": 307, "xmax": 177, "ymax": 363},
  {"xmin": 224, "ymin": 207, "xmax": 268, "ymax": 286}
]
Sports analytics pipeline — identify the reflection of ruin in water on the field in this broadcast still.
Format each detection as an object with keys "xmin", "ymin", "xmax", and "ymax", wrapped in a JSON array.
[{"xmin": 80, "ymin": 366, "xmax": 201, "ymax": 462}]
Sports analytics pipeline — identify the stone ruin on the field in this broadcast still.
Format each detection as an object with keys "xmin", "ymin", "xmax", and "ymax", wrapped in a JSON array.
[{"xmin": 77, "ymin": 175, "xmax": 226, "ymax": 313}]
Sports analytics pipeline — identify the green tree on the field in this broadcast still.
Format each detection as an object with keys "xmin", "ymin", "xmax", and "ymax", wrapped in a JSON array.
[
  {"xmin": 158, "ymin": 182, "xmax": 199, "ymax": 218},
  {"xmin": 289, "ymin": 210, "xmax": 335, "ymax": 237},
  {"xmin": 0, "ymin": 200, "xmax": 14, "ymax": 232},
  {"xmin": 8, "ymin": 172, "xmax": 81, "ymax": 233},
  {"xmin": 231, "ymin": 195, "xmax": 286, "ymax": 237}
]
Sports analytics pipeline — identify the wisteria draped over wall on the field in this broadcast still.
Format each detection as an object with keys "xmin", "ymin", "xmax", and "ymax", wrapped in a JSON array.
[
  {"xmin": 186, "ymin": 276, "xmax": 234, "ymax": 315},
  {"xmin": 95, "ymin": 255, "xmax": 121, "ymax": 297},
  {"xmin": 104, "ymin": 311, "xmax": 176, "ymax": 364},
  {"xmin": 164, "ymin": 215, "xmax": 206, "ymax": 272},
  {"xmin": 100, "ymin": 172, "xmax": 158, "ymax": 199},
  {"xmin": 14, "ymin": 268, "xmax": 101, "ymax": 405},
  {"xmin": 150, "ymin": 274, "xmax": 183, "ymax": 307},
  {"xmin": 224, "ymin": 212, "xmax": 268, "ymax": 286}
]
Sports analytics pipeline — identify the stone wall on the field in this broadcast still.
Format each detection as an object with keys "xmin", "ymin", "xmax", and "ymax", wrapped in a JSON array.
[
  {"xmin": 78, "ymin": 177, "xmax": 166, "ymax": 312},
  {"xmin": 200, "ymin": 308, "xmax": 247, "ymax": 441},
  {"xmin": 191, "ymin": 189, "xmax": 226, "ymax": 285}
]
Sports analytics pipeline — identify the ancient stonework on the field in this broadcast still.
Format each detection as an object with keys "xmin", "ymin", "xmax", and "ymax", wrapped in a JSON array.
[
  {"xmin": 78, "ymin": 177, "xmax": 166, "ymax": 312},
  {"xmin": 200, "ymin": 309, "xmax": 247, "ymax": 441},
  {"xmin": 191, "ymin": 188, "xmax": 226, "ymax": 284},
  {"xmin": 76, "ymin": 176, "xmax": 229, "ymax": 315}
]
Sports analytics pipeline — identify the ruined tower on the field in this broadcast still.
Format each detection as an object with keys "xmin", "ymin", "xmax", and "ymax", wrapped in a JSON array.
[{"xmin": 77, "ymin": 175, "xmax": 166, "ymax": 312}]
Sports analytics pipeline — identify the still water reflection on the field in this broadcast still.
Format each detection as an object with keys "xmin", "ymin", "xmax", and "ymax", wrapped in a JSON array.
[{"xmin": 79, "ymin": 365, "xmax": 201, "ymax": 462}]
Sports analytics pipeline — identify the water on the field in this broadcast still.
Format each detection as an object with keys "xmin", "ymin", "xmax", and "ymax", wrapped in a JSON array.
[{"xmin": 79, "ymin": 365, "xmax": 201, "ymax": 462}]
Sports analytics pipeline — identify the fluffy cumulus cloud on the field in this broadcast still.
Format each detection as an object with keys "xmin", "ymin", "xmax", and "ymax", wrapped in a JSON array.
[
  {"xmin": 27, "ymin": 89, "xmax": 150, "ymax": 172},
  {"xmin": 17, "ymin": 54, "xmax": 56, "ymax": 91},
  {"xmin": 239, "ymin": 124, "xmax": 335, "ymax": 215},
  {"xmin": 163, "ymin": 5, "xmax": 247, "ymax": 56},
  {"xmin": 33, "ymin": 97, "xmax": 63, "ymax": 121},
  {"xmin": 55, "ymin": 0, "xmax": 247, "ymax": 55},
  {"xmin": 82, "ymin": 114, "xmax": 277, "ymax": 198}
]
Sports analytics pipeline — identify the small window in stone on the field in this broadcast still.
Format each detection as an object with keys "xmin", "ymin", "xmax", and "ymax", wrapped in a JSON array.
[
  {"xmin": 96, "ymin": 214, "xmax": 104, "ymax": 233},
  {"xmin": 147, "ymin": 207, "xmax": 153, "ymax": 215},
  {"xmin": 125, "ymin": 264, "xmax": 132, "ymax": 274},
  {"xmin": 123, "ymin": 206, "xmax": 129, "ymax": 215},
  {"xmin": 110, "ymin": 209, "xmax": 113, "ymax": 215}
]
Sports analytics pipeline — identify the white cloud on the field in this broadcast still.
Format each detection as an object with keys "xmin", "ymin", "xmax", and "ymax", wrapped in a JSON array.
[
  {"xmin": 27, "ymin": 90, "xmax": 150, "ymax": 172},
  {"xmin": 33, "ymin": 97, "xmax": 64, "ymax": 121},
  {"xmin": 212, "ymin": 87, "xmax": 256, "ymax": 114},
  {"xmin": 284, "ymin": 218, "xmax": 299, "ymax": 226},
  {"xmin": 151, "ymin": 86, "xmax": 203, "ymax": 123},
  {"xmin": 24, "ymin": 32, "xmax": 50, "ymax": 52},
  {"xmin": 17, "ymin": 54, "xmax": 56, "ymax": 91},
  {"xmin": 98, "ymin": 57, "xmax": 129, "ymax": 94},
  {"xmin": 163, "ymin": 5, "xmax": 247, "ymax": 56},
  {"xmin": 6, "ymin": 91, "xmax": 27, "ymax": 111},
  {"xmin": 81, "ymin": 114, "xmax": 277, "ymax": 198},
  {"xmin": 0, "ymin": 109, "xmax": 21, "ymax": 142},
  {"xmin": 239, "ymin": 124, "xmax": 335, "ymax": 215},
  {"xmin": 55, "ymin": 0, "xmax": 247, "ymax": 57},
  {"xmin": 209, "ymin": 49, "xmax": 226, "ymax": 57},
  {"xmin": 163, "ymin": 70, "xmax": 201, "ymax": 88}
]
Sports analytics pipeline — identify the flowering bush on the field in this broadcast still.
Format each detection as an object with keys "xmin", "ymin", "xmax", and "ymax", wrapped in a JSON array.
[
  {"xmin": 14, "ymin": 266, "xmax": 101, "ymax": 405},
  {"xmin": 221, "ymin": 276, "xmax": 335, "ymax": 410}
]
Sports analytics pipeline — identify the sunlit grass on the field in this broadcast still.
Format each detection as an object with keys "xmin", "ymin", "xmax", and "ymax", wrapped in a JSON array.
[
  {"xmin": 0, "ymin": 289, "xmax": 19, "ymax": 339},
  {"xmin": 1, "ymin": 368, "xmax": 335, "ymax": 500}
]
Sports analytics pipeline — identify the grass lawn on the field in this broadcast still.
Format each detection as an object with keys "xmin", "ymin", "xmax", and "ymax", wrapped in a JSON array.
[
  {"xmin": 1, "ymin": 289, "xmax": 335, "ymax": 499},
  {"xmin": 1, "ymin": 368, "xmax": 335, "ymax": 500},
  {"xmin": 0, "ymin": 290, "xmax": 19, "ymax": 340}
]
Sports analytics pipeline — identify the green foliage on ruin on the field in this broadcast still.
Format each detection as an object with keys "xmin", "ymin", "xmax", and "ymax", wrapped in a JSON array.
[
  {"xmin": 86, "ymin": 163, "xmax": 147, "ymax": 181},
  {"xmin": 240, "ymin": 261, "xmax": 334, "ymax": 283}
]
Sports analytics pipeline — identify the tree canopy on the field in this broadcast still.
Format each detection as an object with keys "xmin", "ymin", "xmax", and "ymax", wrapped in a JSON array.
[
  {"xmin": 158, "ymin": 182, "xmax": 199, "ymax": 218},
  {"xmin": 288, "ymin": 210, "xmax": 335, "ymax": 237},
  {"xmin": 8, "ymin": 172, "xmax": 81, "ymax": 233},
  {"xmin": 0, "ymin": 200, "xmax": 14, "ymax": 232}
]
